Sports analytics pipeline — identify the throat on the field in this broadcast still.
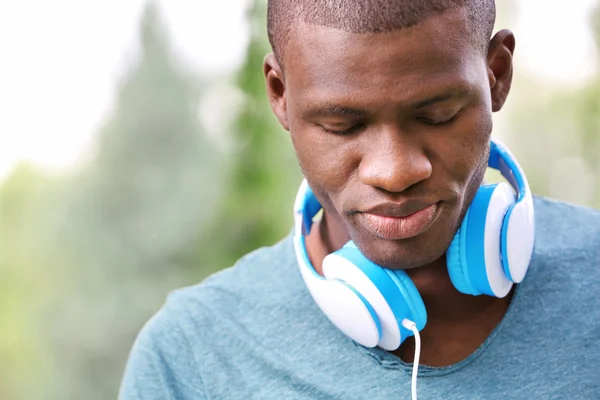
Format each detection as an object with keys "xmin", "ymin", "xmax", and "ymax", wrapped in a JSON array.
[{"xmin": 394, "ymin": 286, "xmax": 515, "ymax": 367}]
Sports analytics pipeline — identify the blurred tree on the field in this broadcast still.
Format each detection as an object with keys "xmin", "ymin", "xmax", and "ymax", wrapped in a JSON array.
[
  {"xmin": 575, "ymin": 2, "xmax": 600, "ymax": 204},
  {"xmin": 195, "ymin": 0, "xmax": 301, "ymax": 269},
  {"xmin": 592, "ymin": 1, "xmax": 600, "ymax": 52},
  {"xmin": 503, "ymin": 1, "xmax": 600, "ymax": 209},
  {"xmin": 0, "ymin": 164, "xmax": 55, "ymax": 400},
  {"xmin": 39, "ymin": 3, "xmax": 225, "ymax": 399}
]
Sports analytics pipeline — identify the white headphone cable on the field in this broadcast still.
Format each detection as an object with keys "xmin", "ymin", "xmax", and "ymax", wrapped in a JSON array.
[{"xmin": 401, "ymin": 319, "xmax": 421, "ymax": 400}]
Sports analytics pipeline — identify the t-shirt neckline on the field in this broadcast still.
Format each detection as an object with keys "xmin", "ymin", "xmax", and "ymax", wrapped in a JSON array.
[{"xmin": 354, "ymin": 281, "xmax": 526, "ymax": 377}]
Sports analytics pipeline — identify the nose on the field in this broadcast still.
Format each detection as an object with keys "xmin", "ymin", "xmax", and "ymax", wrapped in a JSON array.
[{"xmin": 358, "ymin": 127, "xmax": 432, "ymax": 193}]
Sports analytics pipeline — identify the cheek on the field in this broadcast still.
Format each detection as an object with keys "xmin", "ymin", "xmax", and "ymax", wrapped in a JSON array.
[
  {"xmin": 452, "ymin": 109, "xmax": 492, "ymax": 199},
  {"xmin": 463, "ymin": 108, "xmax": 493, "ymax": 175},
  {"xmin": 289, "ymin": 123, "xmax": 358, "ymax": 194},
  {"xmin": 454, "ymin": 106, "xmax": 492, "ymax": 164},
  {"xmin": 289, "ymin": 128, "xmax": 354, "ymax": 224},
  {"xmin": 425, "ymin": 107, "xmax": 492, "ymax": 200}
]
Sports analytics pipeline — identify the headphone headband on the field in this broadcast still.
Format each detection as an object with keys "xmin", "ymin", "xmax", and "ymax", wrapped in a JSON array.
[
  {"xmin": 489, "ymin": 139, "xmax": 531, "ymax": 206},
  {"xmin": 293, "ymin": 179, "xmax": 321, "ymax": 237}
]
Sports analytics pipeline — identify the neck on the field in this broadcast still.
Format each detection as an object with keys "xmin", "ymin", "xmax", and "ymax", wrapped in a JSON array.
[{"xmin": 305, "ymin": 211, "xmax": 514, "ymax": 367}]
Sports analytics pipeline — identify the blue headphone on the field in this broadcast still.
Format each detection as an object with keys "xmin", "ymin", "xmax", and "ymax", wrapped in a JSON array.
[{"xmin": 293, "ymin": 138, "xmax": 535, "ymax": 351}]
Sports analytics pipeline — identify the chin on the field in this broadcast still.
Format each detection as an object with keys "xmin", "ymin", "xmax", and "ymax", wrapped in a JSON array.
[
  {"xmin": 344, "ymin": 197, "xmax": 469, "ymax": 270},
  {"xmin": 364, "ymin": 238, "xmax": 445, "ymax": 270}
]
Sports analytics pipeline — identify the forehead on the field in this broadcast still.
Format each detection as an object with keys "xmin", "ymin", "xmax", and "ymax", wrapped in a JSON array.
[{"xmin": 284, "ymin": 11, "xmax": 485, "ymax": 105}]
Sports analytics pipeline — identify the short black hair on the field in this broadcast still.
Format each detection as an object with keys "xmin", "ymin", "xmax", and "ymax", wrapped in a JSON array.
[{"xmin": 267, "ymin": 0, "xmax": 496, "ymax": 68}]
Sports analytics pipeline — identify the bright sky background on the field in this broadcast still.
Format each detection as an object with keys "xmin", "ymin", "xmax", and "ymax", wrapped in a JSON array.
[{"xmin": 0, "ymin": 0, "xmax": 598, "ymax": 182}]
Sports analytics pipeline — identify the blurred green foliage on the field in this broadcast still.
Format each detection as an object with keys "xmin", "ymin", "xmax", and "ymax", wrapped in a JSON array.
[
  {"xmin": 194, "ymin": 0, "xmax": 300, "ymax": 270},
  {"xmin": 0, "ymin": 1, "xmax": 598, "ymax": 399}
]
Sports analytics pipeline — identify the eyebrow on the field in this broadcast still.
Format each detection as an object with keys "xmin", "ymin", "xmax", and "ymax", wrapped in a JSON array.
[
  {"xmin": 412, "ymin": 88, "xmax": 473, "ymax": 109},
  {"xmin": 301, "ymin": 105, "xmax": 364, "ymax": 119}
]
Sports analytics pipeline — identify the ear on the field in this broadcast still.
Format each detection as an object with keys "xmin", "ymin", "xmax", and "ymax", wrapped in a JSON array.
[
  {"xmin": 487, "ymin": 29, "xmax": 515, "ymax": 112},
  {"xmin": 264, "ymin": 53, "xmax": 289, "ymax": 131}
]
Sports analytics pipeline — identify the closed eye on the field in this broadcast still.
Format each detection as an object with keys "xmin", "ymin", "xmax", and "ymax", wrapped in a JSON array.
[
  {"xmin": 416, "ymin": 113, "xmax": 459, "ymax": 126},
  {"xmin": 320, "ymin": 124, "xmax": 364, "ymax": 136}
]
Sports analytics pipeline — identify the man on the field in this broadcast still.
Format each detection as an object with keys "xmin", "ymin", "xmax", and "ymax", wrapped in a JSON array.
[{"xmin": 120, "ymin": 0, "xmax": 600, "ymax": 399}]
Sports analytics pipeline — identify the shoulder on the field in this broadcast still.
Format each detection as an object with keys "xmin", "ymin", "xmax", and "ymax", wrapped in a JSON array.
[
  {"xmin": 119, "ymin": 301, "xmax": 207, "ymax": 399},
  {"xmin": 514, "ymin": 198, "xmax": 600, "ymax": 350},
  {"xmin": 164, "ymin": 232, "xmax": 307, "ymax": 344},
  {"xmin": 168, "ymin": 231, "xmax": 301, "ymax": 318},
  {"xmin": 529, "ymin": 197, "xmax": 600, "ymax": 292},
  {"xmin": 533, "ymin": 196, "xmax": 600, "ymax": 229},
  {"xmin": 533, "ymin": 196, "xmax": 600, "ymax": 253},
  {"xmin": 120, "ymin": 233, "xmax": 303, "ymax": 398},
  {"xmin": 138, "ymin": 230, "xmax": 304, "ymax": 346}
]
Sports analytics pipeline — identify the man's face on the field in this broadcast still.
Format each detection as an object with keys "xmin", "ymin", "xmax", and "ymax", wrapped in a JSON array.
[{"xmin": 266, "ymin": 11, "xmax": 513, "ymax": 270}]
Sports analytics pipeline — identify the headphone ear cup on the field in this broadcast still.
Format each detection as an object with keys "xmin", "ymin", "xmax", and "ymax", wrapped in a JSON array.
[
  {"xmin": 446, "ymin": 211, "xmax": 479, "ymax": 295},
  {"xmin": 449, "ymin": 183, "xmax": 515, "ymax": 298},
  {"xmin": 323, "ymin": 243, "xmax": 426, "ymax": 351},
  {"xmin": 447, "ymin": 184, "xmax": 501, "ymax": 296},
  {"xmin": 500, "ymin": 193, "xmax": 535, "ymax": 284},
  {"xmin": 300, "ymin": 268, "xmax": 383, "ymax": 348},
  {"xmin": 383, "ymin": 269, "xmax": 427, "ymax": 332}
]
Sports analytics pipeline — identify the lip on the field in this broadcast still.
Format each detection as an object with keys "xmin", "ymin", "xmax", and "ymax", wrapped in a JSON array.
[{"xmin": 358, "ymin": 202, "xmax": 439, "ymax": 240}]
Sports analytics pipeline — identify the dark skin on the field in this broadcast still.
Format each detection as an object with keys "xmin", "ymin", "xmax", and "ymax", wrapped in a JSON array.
[{"xmin": 264, "ymin": 9, "xmax": 516, "ymax": 366}]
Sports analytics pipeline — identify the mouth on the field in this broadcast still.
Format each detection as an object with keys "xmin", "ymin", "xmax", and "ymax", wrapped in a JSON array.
[{"xmin": 358, "ymin": 202, "xmax": 440, "ymax": 241}]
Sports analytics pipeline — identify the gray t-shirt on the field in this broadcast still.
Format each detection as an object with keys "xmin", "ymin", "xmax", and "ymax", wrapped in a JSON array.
[{"xmin": 119, "ymin": 197, "xmax": 600, "ymax": 399}]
